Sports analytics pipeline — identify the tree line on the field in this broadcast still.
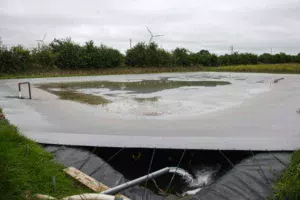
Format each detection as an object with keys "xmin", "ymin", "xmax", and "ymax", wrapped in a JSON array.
[{"xmin": 1, "ymin": 38, "xmax": 300, "ymax": 73}]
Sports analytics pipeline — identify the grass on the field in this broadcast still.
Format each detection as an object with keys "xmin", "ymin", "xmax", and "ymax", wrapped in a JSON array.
[
  {"xmin": 133, "ymin": 96, "xmax": 160, "ymax": 103},
  {"xmin": 272, "ymin": 150, "xmax": 300, "ymax": 200},
  {"xmin": 46, "ymin": 90, "xmax": 111, "ymax": 105},
  {"xmin": 0, "ymin": 66, "xmax": 204, "ymax": 79},
  {"xmin": 1, "ymin": 64, "xmax": 300, "ymax": 80},
  {"xmin": 0, "ymin": 109, "xmax": 91, "ymax": 200},
  {"xmin": 207, "ymin": 63, "xmax": 300, "ymax": 74}
]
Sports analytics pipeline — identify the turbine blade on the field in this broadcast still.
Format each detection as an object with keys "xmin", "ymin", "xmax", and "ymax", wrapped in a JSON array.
[
  {"xmin": 43, "ymin": 33, "xmax": 47, "ymax": 41},
  {"xmin": 146, "ymin": 26, "xmax": 153, "ymax": 36},
  {"xmin": 154, "ymin": 34, "xmax": 164, "ymax": 37},
  {"xmin": 149, "ymin": 36, "xmax": 153, "ymax": 43}
]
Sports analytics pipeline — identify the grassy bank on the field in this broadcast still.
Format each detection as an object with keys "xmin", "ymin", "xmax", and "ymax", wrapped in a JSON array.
[
  {"xmin": 1, "ymin": 64, "xmax": 300, "ymax": 80},
  {"xmin": 0, "ymin": 108, "xmax": 91, "ymax": 200},
  {"xmin": 0, "ymin": 66, "xmax": 204, "ymax": 79},
  {"xmin": 272, "ymin": 150, "xmax": 300, "ymax": 200},
  {"xmin": 208, "ymin": 63, "xmax": 300, "ymax": 74}
]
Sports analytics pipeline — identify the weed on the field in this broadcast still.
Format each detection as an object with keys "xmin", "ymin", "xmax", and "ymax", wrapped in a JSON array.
[
  {"xmin": 208, "ymin": 63, "xmax": 300, "ymax": 74},
  {"xmin": 45, "ymin": 89, "xmax": 111, "ymax": 105},
  {"xmin": 0, "ymin": 109, "xmax": 91, "ymax": 200},
  {"xmin": 272, "ymin": 150, "xmax": 300, "ymax": 200},
  {"xmin": 134, "ymin": 97, "xmax": 160, "ymax": 102}
]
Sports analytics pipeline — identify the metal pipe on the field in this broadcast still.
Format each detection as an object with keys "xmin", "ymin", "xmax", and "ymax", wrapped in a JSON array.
[
  {"xmin": 101, "ymin": 167, "xmax": 172, "ymax": 195},
  {"xmin": 28, "ymin": 82, "xmax": 32, "ymax": 99},
  {"xmin": 18, "ymin": 83, "xmax": 21, "ymax": 98},
  {"xmin": 18, "ymin": 82, "xmax": 31, "ymax": 99}
]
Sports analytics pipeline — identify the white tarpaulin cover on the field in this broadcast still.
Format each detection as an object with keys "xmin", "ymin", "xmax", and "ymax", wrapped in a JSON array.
[{"xmin": 1, "ymin": 72, "xmax": 300, "ymax": 150}]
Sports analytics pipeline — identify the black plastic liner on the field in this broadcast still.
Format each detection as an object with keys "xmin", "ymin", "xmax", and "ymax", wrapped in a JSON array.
[
  {"xmin": 45, "ymin": 146, "xmax": 290, "ymax": 200},
  {"xmin": 191, "ymin": 152, "xmax": 291, "ymax": 200},
  {"xmin": 44, "ymin": 146, "xmax": 182, "ymax": 200}
]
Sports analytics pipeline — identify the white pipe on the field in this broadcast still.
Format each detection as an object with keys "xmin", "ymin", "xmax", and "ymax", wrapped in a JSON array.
[
  {"xmin": 101, "ymin": 167, "xmax": 193, "ymax": 195},
  {"xmin": 62, "ymin": 193, "xmax": 118, "ymax": 200},
  {"xmin": 35, "ymin": 194, "xmax": 56, "ymax": 199},
  {"xmin": 35, "ymin": 193, "xmax": 124, "ymax": 200},
  {"xmin": 101, "ymin": 167, "xmax": 171, "ymax": 195}
]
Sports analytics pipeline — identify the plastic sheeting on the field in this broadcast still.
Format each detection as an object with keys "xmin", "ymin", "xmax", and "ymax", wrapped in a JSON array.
[
  {"xmin": 44, "ymin": 146, "xmax": 185, "ymax": 200},
  {"xmin": 2, "ymin": 74, "xmax": 300, "ymax": 150},
  {"xmin": 192, "ymin": 152, "xmax": 291, "ymax": 200},
  {"xmin": 45, "ymin": 146, "xmax": 290, "ymax": 200}
]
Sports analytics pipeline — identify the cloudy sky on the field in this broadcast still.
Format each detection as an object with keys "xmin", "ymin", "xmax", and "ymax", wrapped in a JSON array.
[{"xmin": 1, "ymin": 0, "xmax": 300, "ymax": 54}]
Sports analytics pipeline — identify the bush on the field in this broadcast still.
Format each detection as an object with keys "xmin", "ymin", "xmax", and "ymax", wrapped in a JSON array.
[
  {"xmin": 295, "ymin": 53, "xmax": 300, "ymax": 63},
  {"xmin": 125, "ymin": 42, "xmax": 148, "ymax": 67},
  {"xmin": 172, "ymin": 48, "xmax": 192, "ymax": 66},
  {"xmin": 272, "ymin": 150, "xmax": 300, "ymax": 200},
  {"xmin": 94, "ymin": 44, "xmax": 124, "ymax": 68},
  {"xmin": 31, "ymin": 45, "xmax": 57, "ymax": 69},
  {"xmin": 191, "ymin": 50, "xmax": 218, "ymax": 66},
  {"xmin": 50, "ymin": 38, "xmax": 123, "ymax": 69},
  {"xmin": 0, "ymin": 45, "xmax": 31, "ymax": 73},
  {"xmin": 125, "ymin": 42, "xmax": 172, "ymax": 67},
  {"xmin": 50, "ymin": 38, "xmax": 84, "ymax": 69},
  {"xmin": 217, "ymin": 53, "xmax": 258, "ymax": 66},
  {"xmin": 259, "ymin": 53, "xmax": 273, "ymax": 64},
  {"xmin": 1, "ymin": 38, "xmax": 300, "ymax": 73},
  {"xmin": 273, "ymin": 53, "xmax": 292, "ymax": 63},
  {"xmin": 218, "ymin": 54, "xmax": 231, "ymax": 66}
]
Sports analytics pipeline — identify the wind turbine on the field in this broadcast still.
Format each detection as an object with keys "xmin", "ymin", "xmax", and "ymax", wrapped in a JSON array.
[
  {"xmin": 146, "ymin": 26, "xmax": 163, "ymax": 43},
  {"xmin": 36, "ymin": 33, "xmax": 47, "ymax": 47}
]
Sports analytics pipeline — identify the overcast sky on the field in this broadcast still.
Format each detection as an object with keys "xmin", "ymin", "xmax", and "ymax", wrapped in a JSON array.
[{"xmin": 1, "ymin": 0, "xmax": 300, "ymax": 54}]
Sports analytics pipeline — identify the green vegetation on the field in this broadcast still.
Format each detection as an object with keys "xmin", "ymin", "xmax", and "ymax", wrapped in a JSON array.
[
  {"xmin": 38, "ymin": 79, "xmax": 231, "ymax": 95},
  {"xmin": 126, "ymin": 43, "xmax": 172, "ymax": 67},
  {"xmin": 39, "ymin": 88, "xmax": 111, "ymax": 105},
  {"xmin": 273, "ymin": 150, "xmax": 300, "ymax": 200},
  {"xmin": 0, "ymin": 45, "xmax": 32, "ymax": 73},
  {"xmin": 0, "ymin": 38, "xmax": 123, "ymax": 74},
  {"xmin": 50, "ymin": 39, "xmax": 124, "ymax": 69},
  {"xmin": 0, "ymin": 66, "xmax": 204, "ymax": 79},
  {"xmin": 1, "ymin": 37, "xmax": 300, "ymax": 75},
  {"xmin": 134, "ymin": 96, "xmax": 160, "ymax": 102},
  {"xmin": 0, "ymin": 109, "xmax": 91, "ymax": 200},
  {"xmin": 1, "ymin": 64, "xmax": 300, "ymax": 80},
  {"xmin": 208, "ymin": 63, "xmax": 300, "ymax": 74}
]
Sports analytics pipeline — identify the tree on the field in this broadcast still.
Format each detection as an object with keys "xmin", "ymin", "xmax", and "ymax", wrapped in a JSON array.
[
  {"xmin": 296, "ymin": 53, "xmax": 300, "ymax": 63},
  {"xmin": 273, "ymin": 53, "xmax": 291, "ymax": 63},
  {"xmin": 259, "ymin": 53, "xmax": 273, "ymax": 64},
  {"xmin": 172, "ymin": 48, "xmax": 191, "ymax": 66},
  {"xmin": 0, "ymin": 45, "xmax": 32, "ymax": 73},
  {"xmin": 31, "ymin": 44, "xmax": 57, "ymax": 68},
  {"xmin": 199, "ymin": 49, "xmax": 210, "ymax": 55},
  {"xmin": 218, "ymin": 54, "xmax": 231, "ymax": 66},
  {"xmin": 125, "ymin": 42, "xmax": 172, "ymax": 67},
  {"xmin": 97, "ymin": 44, "xmax": 124, "ymax": 68},
  {"xmin": 125, "ymin": 42, "xmax": 148, "ymax": 67},
  {"xmin": 50, "ymin": 38, "xmax": 84, "ymax": 69},
  {"xmin": 191, "ymin": 50, "xmax": 219, "ymax": 66}
]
